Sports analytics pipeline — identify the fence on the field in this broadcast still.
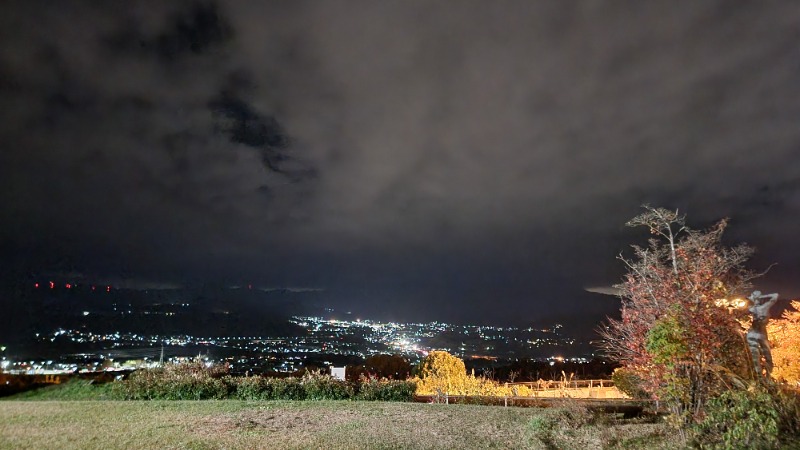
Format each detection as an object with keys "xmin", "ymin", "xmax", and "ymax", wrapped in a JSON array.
[
  {"xmin": 413, "ymin": 393, "xmax": 650, "ymax": 416},
  {"xmin": 505, "ymin": 379, "xmax": 627, "ymax": 399}
]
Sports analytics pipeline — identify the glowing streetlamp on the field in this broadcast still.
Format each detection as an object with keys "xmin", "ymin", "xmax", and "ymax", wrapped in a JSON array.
[{"xmin": 715, "ymin": 297, "xmax": 748, "ymax": 310}]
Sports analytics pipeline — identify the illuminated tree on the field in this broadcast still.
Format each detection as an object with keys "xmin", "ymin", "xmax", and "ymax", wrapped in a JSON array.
[
  {"xmin": 417, "ymin": 351, "xmax": 465, "ymax": 380},
  {"xmin": 599, "ymin": 206, "xmax": 759, "ymax": 424},
  {"xmin": 413, "ymin": 350, "xmax": 520, "ymax": 397},
  {"xmin": 414, "ymin": 351, "xmax": 469, "ymax": 395},
  {"xmin": 768, "ymin": 300, "xmax": 800, "ymax": 386}
]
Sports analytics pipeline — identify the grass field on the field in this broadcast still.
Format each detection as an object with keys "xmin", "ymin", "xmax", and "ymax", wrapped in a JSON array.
[{"xmin": 0, "ymin": 381, "xmax": 676, "ymax": 449}]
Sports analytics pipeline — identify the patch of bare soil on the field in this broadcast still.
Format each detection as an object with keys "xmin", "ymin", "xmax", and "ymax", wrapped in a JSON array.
[{"xmin": 193, "ymin": 407, "xmax": 361, "ymax": 437}]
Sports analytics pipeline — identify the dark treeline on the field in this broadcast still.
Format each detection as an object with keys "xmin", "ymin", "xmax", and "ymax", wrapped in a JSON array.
[{"xmin": 464, "ymin": 358, "xmax": 617, "ymax": 382}]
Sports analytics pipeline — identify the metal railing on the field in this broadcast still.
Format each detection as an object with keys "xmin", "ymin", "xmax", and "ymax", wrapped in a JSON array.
[{"xmin": 506, "ymin": 379, "xmax": 615, "ymax": 391}]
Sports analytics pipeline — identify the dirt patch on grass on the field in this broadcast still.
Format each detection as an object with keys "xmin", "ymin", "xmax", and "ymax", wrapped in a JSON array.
[
  {"xmin": 232, "ymin": 408, "xmax": 361, "ymax": 433},
  {"xmin": 189, "ymin": 405, "xmax": 366, "ymax": 448}
]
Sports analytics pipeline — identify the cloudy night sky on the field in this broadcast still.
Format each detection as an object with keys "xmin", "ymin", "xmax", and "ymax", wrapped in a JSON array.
[{"xmin": 1, "ymin": 1, "xmax": 798, "ymax": 327}]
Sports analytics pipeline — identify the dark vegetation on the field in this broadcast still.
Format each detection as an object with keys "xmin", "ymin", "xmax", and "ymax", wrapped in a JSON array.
[
  {"xmin": 465, "ymin": 357, "xmax": 616, "ymax": 381},
  {"xmin": 0, "ymin": 371, "xmax": 124, "ymax": 398},
  {"xmin": 19, "ymin": 361, "xmax": 417, "ymax": 402},
  {"xmin": 118, "ymin": 366, "xmax": 415, "ymax": 402}
]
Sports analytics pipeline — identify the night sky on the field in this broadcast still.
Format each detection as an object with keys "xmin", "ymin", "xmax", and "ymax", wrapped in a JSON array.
[{"xmin": 1, "ymin": 1, "xmax": 799, "ymax": 327}]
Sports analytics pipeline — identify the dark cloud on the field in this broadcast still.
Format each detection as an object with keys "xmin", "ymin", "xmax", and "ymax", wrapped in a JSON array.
[
  {"xmin": 209, "ymin": 93, "xmax": 288, "ymax": 149},
  {"xmin": 208, "ymin": 89, "xmax": 315, "ymax": 181},
  {"xmin": 1, "ymin": 0, "xmax": 799, "ymax": 327},
  {"xmin": 104, "ymin": 2, "xmax": 232, "ymax": 61}
]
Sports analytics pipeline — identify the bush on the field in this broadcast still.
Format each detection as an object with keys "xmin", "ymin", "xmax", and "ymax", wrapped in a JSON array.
[
  {"xmin": 611, "ymin": 367, "xmax": 648, "ymax": 399},
  {"xmin": 116, "ymin": 361, "xmax": 419, "ymax": 402},
  {"xmin": 173, "ymin": 377, "xmax": 228, "ymax": 400},
  {"xmin": 301, "ymin": 371, "xmax": 353, "ymax": 400},
  {"xmin": 527, "ymin": 402, "xmax": 595, "ymax": 448},
  {"xmin": 692, "ymin": 385, "xmax": 800, "ymax": 449},
  {"xmin": 233, "ymin": 375, "xmax": 273, "ymax": 400},
  {"xmin": 229, "ymin": 376, "xmax": 308, "ymax": 400},
  {"xmin": 6, "ymin": 378, "xmax": 121, "ymax": 400},
  {"xmin": 356, "ymin": 376, "xmax": 416, "ymax": 401},
  {"xmin": 268, "ymin": 377, "xmax": 307, "ymax": 400},
  {"xmin": 114, "ymin": 360, "xmax": 231, "ymax": 400}
]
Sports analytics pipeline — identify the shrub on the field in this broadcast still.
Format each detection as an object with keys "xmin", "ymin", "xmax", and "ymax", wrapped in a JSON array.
[
  {"xmin": 356, "ymin": 376, "xmax": 416, "ymax": 401},
  {"xmin": 116, "ymin": 361, "xmax": 422, "ymax": 402},
  {"xmin": 270, "ymin": 377, "xmax": 307, "ymax": 400},
  {"xmin": 178, "ymin": 377, "xmax": 229, "ymax": 400},
  {"xmin": 527, "ymin": 402, "xmax": 595, "ymax": 448},
  {"xmin": 301, "ymin": 371, "xmax": 353, "ymax": 400},
  {"xmin": 233, "ymin": 375, "xmax": 273, "ymax": 400},
  {"xmin": 611, "ymin": 367, "xmax": 648, "ymax": 399},
  {"xmin": 692, "ymin": 385, "xmax": 800, "ymax": 449},
  {"xmin": 7, "ymin": 378, "xmax": 122, "ymax": 400},
  {"xmin": 114, "ymin": 360, "xmax": 230, "ymax": 400}
]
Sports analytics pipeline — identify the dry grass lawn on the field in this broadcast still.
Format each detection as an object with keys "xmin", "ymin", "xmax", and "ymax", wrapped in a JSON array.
[{"xmin": 0, "ymin": 400, "xmax": 676, "ymax": 449}]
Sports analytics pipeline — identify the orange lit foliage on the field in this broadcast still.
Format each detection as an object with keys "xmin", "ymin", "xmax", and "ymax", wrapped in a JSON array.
[
  {"xmin": 414, "ymin": 351, "xmax": 469, "ymax": 395},
  {"xmin": 414, "ymin": 351, "xmax": 533, "ymax": 397},
  {"xmin": 600, "ymin": 206, "xmax": 757, "ymax": 422},
  {"xmin": 416, "ymin": 351, "xmax": 466, "ymax": 381},
  {"xmin": 768, "ymin": 300, "xmax": 800, "ymax": 386}
]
